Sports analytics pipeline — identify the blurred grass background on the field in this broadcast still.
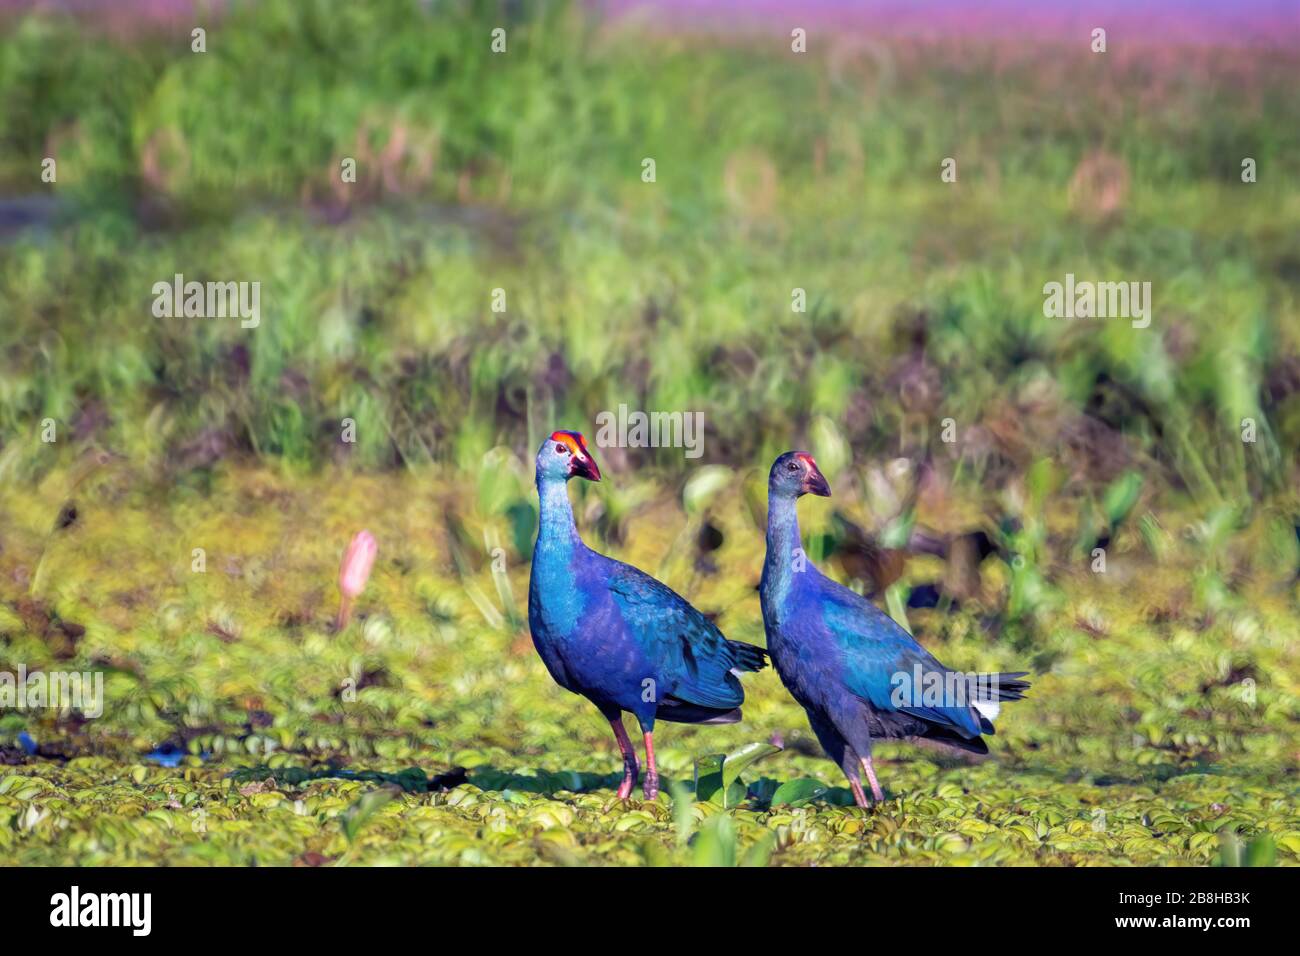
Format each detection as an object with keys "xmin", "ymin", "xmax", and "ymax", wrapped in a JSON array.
[
  {"xmin": 2, "ymin": 0, "xmax": 1298, "ymax": 485},
  {"xmin": 0, "ymin": 0, "xmax": 1298, "ymax": 864}
]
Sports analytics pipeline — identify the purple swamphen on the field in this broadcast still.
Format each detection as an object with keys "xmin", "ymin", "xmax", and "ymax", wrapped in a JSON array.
[
  {"xmin": 528, "ymin": 430, "xmax": 768, "ymax": 800},
  {"xmin": 759, "ymin": 451, "xmax": 1029, "ymax": 806}
]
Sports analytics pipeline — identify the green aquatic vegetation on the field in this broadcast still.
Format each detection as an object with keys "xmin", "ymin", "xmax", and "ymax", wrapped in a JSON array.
[{"xmin": 0, "ymin": 468, "xmax": 1297, "ymax": 866}]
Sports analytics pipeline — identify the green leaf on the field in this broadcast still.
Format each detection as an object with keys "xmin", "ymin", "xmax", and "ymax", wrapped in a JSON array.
[
  {"xmin": 692, "ymin": 813, "xmax": 736, "ymax": 867},
  {"xmin": 1277, "ymin": 833, "xmax": 1300, "ymax": 856},
  {"xmin": 770, "ymin": 777, "xmax": 829, "ymax": 808},
  {"xmin": 721, "ymin": 742, "xmax": 781, "ymax": 791},
  {"xmin": 1101, "ymin": 471, "xmax": 1143, "ymax": 529},
  {"xmin": 693, "ymin": 754, "xmax": 725, "ymax": 804},
  {"xmin": 721, "ymin": 780, "xmax": 747, "ymax": 809},
  {"xmin": 341, "ymin": 786, "xmax": 398, "ymax": 844},
  {"xmin": 669, "ymin": 781, "xmax": 695, "ymax": 845},
  {"xmin": 885, "ymin": 581, "xmax": 911, "ymax": 631},
  {"xmin": 718, "ymin": 743, "xmax": 781, "ymax": 807}
]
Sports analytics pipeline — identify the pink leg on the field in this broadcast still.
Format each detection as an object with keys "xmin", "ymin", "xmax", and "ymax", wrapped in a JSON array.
[
  {"xmin": 609, "ymin": 717, "xmax": 639, "ymax": 800},
  {"xmin": 836, "ymin": 743, "xmax": 868, "ymax": 807},
  {"xmin": 642, "ymin": 731, "xmax": 659, "ymax": 801},
  {"xmin": 861, "ymin": 755, "xmax": 884, "ymax": 803}
]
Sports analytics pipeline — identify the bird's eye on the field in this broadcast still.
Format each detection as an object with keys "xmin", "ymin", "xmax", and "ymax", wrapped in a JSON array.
[
  {"xmin": 788, "ymin": 461, "xmax": 799, "ymax": 472},
  {"xmin": 555, "ymin": 444, "xmax": 567, "ymax": 454}
]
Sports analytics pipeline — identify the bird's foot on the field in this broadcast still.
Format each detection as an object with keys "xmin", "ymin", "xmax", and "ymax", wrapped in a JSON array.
[
  {"xmin": 616, "ymin": 754, "xmax": 639, "ymax": 800},
  {"xmin": 848, "ymin": 778, "xmax": 870, "ymax": 809}
]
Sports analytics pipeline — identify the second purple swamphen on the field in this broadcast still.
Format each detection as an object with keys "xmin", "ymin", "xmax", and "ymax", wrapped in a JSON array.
[
  {"xmin": 759, "ymin": 451, "xmax": 1030, "ymax": 807},
  {"xmin": 528, "ymin": 431, "xmax": 768, "ymax": 800}
]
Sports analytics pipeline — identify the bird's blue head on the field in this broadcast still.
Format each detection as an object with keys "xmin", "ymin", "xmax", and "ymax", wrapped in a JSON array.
[
  {"xmin": 769, "ymin": 450, "xmax": 831, "ymax": 499},
  {"xmin": 536, "ymin": 430, "xmax": 602, "ymax": 484}
]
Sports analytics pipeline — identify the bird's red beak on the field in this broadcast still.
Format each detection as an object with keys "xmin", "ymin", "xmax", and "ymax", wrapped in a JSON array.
[
  {"xmin": 572, "ymin": 453, "xmax": 601, "ymax": 482},
  {"xmin": 798, "ymin": 454, "xmax": 831, "ymax": 497},
  {"xmin": 552, "ymin": 430, "xmax": 601, "ymax": 482}
]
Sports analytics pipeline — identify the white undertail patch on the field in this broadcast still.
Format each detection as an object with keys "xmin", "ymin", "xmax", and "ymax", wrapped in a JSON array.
[{"xmin": 973, "ymin": 699, "xmax": 1000, "ymax": 723}]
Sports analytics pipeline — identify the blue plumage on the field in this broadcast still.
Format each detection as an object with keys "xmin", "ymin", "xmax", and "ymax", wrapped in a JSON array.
[
  {"xmin": 528, "ymin": 430, "xmax": 767, "ymax": 799},
  {"xmin": 759, "ymin": 451, "xmax": 1029, "ymax": 806}
]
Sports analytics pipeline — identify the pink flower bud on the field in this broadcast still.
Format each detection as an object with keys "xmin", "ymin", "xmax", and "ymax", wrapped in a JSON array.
[
  {"xmin": 339, "ymin": 530, "xmax": 377, "ymax": 598},
  {"xmin": 336, "ymin": 531, "xmax": 377, "ymax": 631}
]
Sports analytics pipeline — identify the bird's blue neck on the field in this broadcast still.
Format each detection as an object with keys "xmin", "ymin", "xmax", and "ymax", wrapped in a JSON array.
[
  {"xmin": 763, "ymin": 492, "xmax": 803, "ymax": 606},
  {"xmin": 536, "ymin": 476, "xmax": 580, "ymax": 554},
  {"xmin": 531, "ymin": 474, "xmax": 587, "ymax": 639}
]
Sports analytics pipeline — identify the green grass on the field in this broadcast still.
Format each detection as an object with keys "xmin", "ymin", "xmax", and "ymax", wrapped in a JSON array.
[
  {"xmin": 0, "ymin": 0, "xmax": 1298, "ymax": 864},
  {"xmin": 1, "ymin": 465, "xmax": 1297, "ymax": 865}
]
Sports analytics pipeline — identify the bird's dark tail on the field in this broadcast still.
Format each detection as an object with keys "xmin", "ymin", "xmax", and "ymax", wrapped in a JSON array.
[
  {"xmin": 915, "ymin": 726, "xmax": 990, "ymax": 757},
  {"xmin": 980, "ymin": 672, "xmax": 1031, "ymax": 701},
  {"xmin": 971, "ymin": 672, "xmax": 1031, "ymax": 733},
  {"xmin": 727, "ymin": 639, "xmax": 768, "ymax": 672},
  {"xmin": 657, "ymin": 697, "xmax": 743, "ymax": 725}
]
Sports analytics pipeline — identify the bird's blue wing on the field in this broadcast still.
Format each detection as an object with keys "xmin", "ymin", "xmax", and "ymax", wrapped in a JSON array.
[
  {"xmin": 605, "ymin": 561, "xmax": 755, "ymax": 710},
  {"xmin": 818, "ymin": 580, "xmax": 985, "ymax": 739}
]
